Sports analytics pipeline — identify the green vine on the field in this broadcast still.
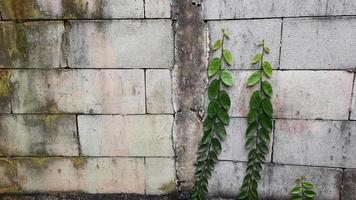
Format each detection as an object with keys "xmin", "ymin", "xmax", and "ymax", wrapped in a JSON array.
[
  {"xmin": 290, "ymin": 176, "xmax": 317, "ymax": 200},
  {"xmin": 238, "ymin": 40, "xmax": 273, "ymax": 200},
  {"xmin": 190, "ymin": 29, "xmax": 234, "ymax": 200}
]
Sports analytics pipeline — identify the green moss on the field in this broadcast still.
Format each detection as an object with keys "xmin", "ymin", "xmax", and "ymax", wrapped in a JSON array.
[
  {"xmin": 70, "ymin": 157, "xmax": 87, "ymax": 169},
  {"xmin": 159, "ymin": 180, "xmax": 176, "ymax": 193},
  {"xmin": 61, "ymin": 0, "xmax": 104, "ymax": 19},
  {"xmin": 0, "ymin": 70, "xmax": 13, "ymax": 110},
  {"xmin": 0, "ymin": 0, "xmax": 44, "ymax": 19},
  {"xmin": 31, "ymin": 157, "xmax": 49, "ymax": 168}
]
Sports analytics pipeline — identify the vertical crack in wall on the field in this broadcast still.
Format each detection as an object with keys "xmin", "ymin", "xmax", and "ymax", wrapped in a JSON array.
[
  {"xmin": 348, "ymin": 72, "xmax": 356, "ymax": 120},
  {"xmin": 172, "ymin": 0, "xmax": 207, "ymax": 197}
]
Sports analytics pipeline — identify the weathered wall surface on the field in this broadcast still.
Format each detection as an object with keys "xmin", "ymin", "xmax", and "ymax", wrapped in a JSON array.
[{"xmin": 0, "ymin": 0, "xmax": 355, "ymax": 200}]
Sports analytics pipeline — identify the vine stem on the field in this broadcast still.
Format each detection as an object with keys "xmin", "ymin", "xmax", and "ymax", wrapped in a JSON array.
[{"xmin": 194, "ymin": 31, "xmax": 226, "ymax": 199}]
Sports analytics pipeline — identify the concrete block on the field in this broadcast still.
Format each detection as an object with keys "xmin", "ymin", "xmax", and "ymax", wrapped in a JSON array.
[
  {"xmin": 11, "ymin": 69, "xmax": 145, "ymax": 114},
  {"xmin": 208, "ymin": 19, "xmax": 281, "ymax": 69},
  {"xmin": 145, "ymin": 0, "xmax": 171, "ymax": 18},
  {"xmin": 0, "ymin": 21, "xmax": 65, "ymax": 68},
  {"xmin": 67, "ymin": 20, "xmax": 173, "ymax": 69},
  {"xmin": 0, "ymin": 0, "xmax": 144, "ymax": 19},
  {"xmin": 17, "ymin": 157, "xmax": 145, "ymax": 194},
  {"xmin": 78, "ymin": 115, "xmax": 174, "ymax": 156},
  {"xmin": 209, "ymin": 161, "xmax": 342, "ymax": 199},
  {"xmin": 281, "ymin": 17, "xmax": 356, "ymax": 69},
  {"xmin": 146, "ymin": 69, "xmax": 173, "ymax": 114},
  {"xmin": 274, "ymin": 120, "xmax": 356, "ymax": 168},
  {"xmin": 0, "ymin": 114, "xmax": 78, "ymax": 156},
  {"xmin": 203, "ymin": 0, "xmax": 356, "ymax": 19},
  {"xmin": 228, "ymin": 71, "xmax": 354, "ymax": 119},
  {"xmin": 145, "ymin": 158, "xmax": 176, "ymax": 195},
  {"xmin": 342, "ymin": 169, "xmax": 356, "ymax": 200}
]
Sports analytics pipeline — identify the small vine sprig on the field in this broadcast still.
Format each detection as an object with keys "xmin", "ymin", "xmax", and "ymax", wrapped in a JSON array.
[
  {"xmin": 290, "ymin": 176, "xmax": 317, "ymax": 200},
  {"xmin": 190, "ymin": 29, "xmax": 234, "ymax": 200},
  {"xmin": 238, "ymin": 40, "xmax": 273, "ymax": 200}
]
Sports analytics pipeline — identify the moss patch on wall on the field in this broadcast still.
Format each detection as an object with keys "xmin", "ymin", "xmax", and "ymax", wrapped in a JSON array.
[
  {"xmin": 0, "ymin": 0, "xmax": 44, "ymax": 19},
  {"xmin": 0, "ymin": 70, "xmax": 13, "ymax": 111}
]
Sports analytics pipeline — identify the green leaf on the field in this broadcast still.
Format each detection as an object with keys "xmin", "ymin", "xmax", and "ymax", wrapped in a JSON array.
[
  {"xmin": 208, "ymin": 58, "xmax": 221, "ymax": 77},
  {"xmin": 260, "ymin": 114, "xmax": 272, "ymax": 132},
  {"xmin": 259, "ymin": 128, "xmax": 270, "ymax": 143},
  {"xmin": 201, "ymin": 131, "xmax": 213, "ymax": 144},
  {"xmin": 212, "ymin": 39, "xmax": 222, "ymax": 51},
  {"xmin": 262, "ymin": 81, "xmax": 273, "ymax": 97},
  {"xmin": 219, "ymin": 90, "xmax": 231, "ymax": 110},
  {"xmin": 203, "ymin": 118, "xmax": 213, "ymax": 132},
  {"xmin": 214, "ymin": 123, "xmax": 227, "ymax": 140},
  {"xmin": 239, "ymin": 191, "xmax": 248, "ymax": 199},
  {"xmin": 263, "ymin": 46, "xmax": 270, "ymax": 54},
  {"xmin": 304, "ymin": 190, "xmax": 316, "ymax": 198},
  {"xmin": 291, "ymin": 186, "xmax": 302, "ymax": 195},
  {"xmin": 303, "ymin": 181, "xmax": 314, "ymax": 189},
  {"xmin": 250, "ymin": 91, "xmax": 261, "ymax": 109},
  {"xmin": 251, "ymin": 54, "xmax": 262, "ymax": 64},
  {"xmin": 258, "ymin": 142, "xmax": 269, "ymax": 155},
  {"xmin": 223, "ymin": 49, "xmax": 233, "ymax": 65},
  {"xmin": 261, "ymin": 98, "xmax": 273, "ymax": 117},
  {"xmin": 262, "ymin": 61, "xmax": 273, "ymax": 77},
  {"xmin": 247, "ymin": 71, "xmax": 261, "ymax": 86},
  {"xmin": 221, "ymin": 69, "xmax": 234, "ymax": 86},
  {"xmin": 291, "ymin": 195, "xmax": 302, "ymax": 200},
  {"xmin": 248, "ymin": 110, "xmax": 259, "ymax": 124},
  {"xmin": 218, "ymin": 109, "xmax": 229, "ymax": 125},
  {"xmin": 208, "ymin": 99, "xmax": 219, "ymax": 118},
  {"xmin": 212, "ymin": 138, "xmax": 222, "ymax": 154},
  {"xmin": 245, "ymin": 137, "xmax": 256, "ymax": 149},
  {"xmin": 246, "ymin": 122, "xmax": 257, "ymax": 137},
  {"xmin": 208, "ymin": 79, "xmax": 220, "ymax": 99},
  {"xmin": 223, "ymin": 30, "xmax": 230, "ymax": 39},
  {"xmin": 198, "ymin": 143, "xmax": 209, "ymax": 153}
]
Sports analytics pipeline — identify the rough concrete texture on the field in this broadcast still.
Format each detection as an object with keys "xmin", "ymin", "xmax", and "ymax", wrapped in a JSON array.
[
  {"xmin": 220, "ymin": 118, "xmax": 273, "ymax": 162},
  {"xmin": 146, "ymin": 69, "xmax": 173, "ymax": 114},
  {"xmin": 78, "ymin": 115, "xmax": 174, "ymax": 157},
  {"xmin": 281, "ymin": 17, "xmax": 356, "ymax": 69},
  {"xmin": 0, "ymin": 0, "xmax": 356, "ymax": 198},
  {"xmin": 67, "ymin": 20, "xmax": 173, "ymax": 69},
  {"xmin": 203, "ymin": 0, "xmax": 356, "ymax": 19},
  {"xmin": 208, "ymin": 19, "xmax": 281, "ymax": 69},
  {"xmin": 274, "ymin": 120, "xmax": 356, "ymax": 168},
  {"xmin": 172, "ymin": 0, "xmax": 207, "ymax": 192},
  {"xmin": 145, "ymin": 158, "xmax": 176, "ymax": 195},
  {"xmin": 209, "ymin": 161, "xmax": 342, "ymax": 199},
  {"xmin": 0, "ymin": 0, "xmax": 144, "ymax": 19},
  {"xmin": 145, "ymin": 0, "xmax": 171, "ymax": 18},
  {"xmin": 0, "ymin": 21, "xmax": 65, "ymax": 68},
  {"xmin": 228, "ymin": 70, "xmax": 353, "ymax": 119},
  {"xmin": 10, "ymin": 69, "xmax": 145, "ymax": 114},
  {"xmin": 0, "ymin": 114, "xmax": 78, "ymax": 156},
  {"xmin": 16, "ymin": 158, "xmax": 145, "ymax": 193},
  {"xmin": 342, "ymin": 169, "xmax": 356, "ymax": 200}
]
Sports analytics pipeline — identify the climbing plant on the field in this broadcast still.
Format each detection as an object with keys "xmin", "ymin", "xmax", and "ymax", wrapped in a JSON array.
[
  {"xmin": 238, "ymin": 40, "xmax": 273, "ymax": 200},
  {"xmin": 290, "ymin": 176, "xmax": 317, "ymax": 200},
  {"xmin": 190, "ymin": 29, "xmax": 234, "ymax": 200}
]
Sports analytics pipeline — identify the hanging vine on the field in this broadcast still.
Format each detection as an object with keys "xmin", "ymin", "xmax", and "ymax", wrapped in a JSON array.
[
  {"xmin": 190, "ymin": 29, "xmax": 234, "ymax": 200},
  {"xmin": 238, "ymin": 40, "xmax": 273, "ymax": 200}
]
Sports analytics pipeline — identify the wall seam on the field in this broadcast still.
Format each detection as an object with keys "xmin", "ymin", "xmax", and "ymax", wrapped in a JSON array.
[
  {"xmin": 277, "ymin": 18, "xmax": 284, "ymax": 69},
  {"xmin": 348, "ymin": 73, "xmax": 356, "ymax": 120}
]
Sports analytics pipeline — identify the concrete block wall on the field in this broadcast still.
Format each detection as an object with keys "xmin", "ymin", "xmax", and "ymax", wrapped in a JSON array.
[
  {"xmin": 0, "ymin": 0, "xmax": 175, "ymax": 198},
  {"xmin": 0, "ymin": 0, "xmax": 356, "ymax": 199},
  {"xmin": 203, "ymin": 0, "xmax": 356, "ymax": 199}
]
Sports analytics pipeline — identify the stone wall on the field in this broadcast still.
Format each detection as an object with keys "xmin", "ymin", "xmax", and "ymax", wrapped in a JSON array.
[{"xmin": 0, "ymin": 0, "xmax": 355, "ymax": 199}]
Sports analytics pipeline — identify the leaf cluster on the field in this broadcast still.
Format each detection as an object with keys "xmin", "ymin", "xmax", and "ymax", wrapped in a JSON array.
[
  {"xmin": 239, "ymin": 41, "xmax": 273, "ymax": 200},
  {"xmin": 191, "ymin": 29, "xmax": 234, "ymax": 200},
  {"xmin": 290, "ymin": 176, "xmax": 317, "ymax": 200}
]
